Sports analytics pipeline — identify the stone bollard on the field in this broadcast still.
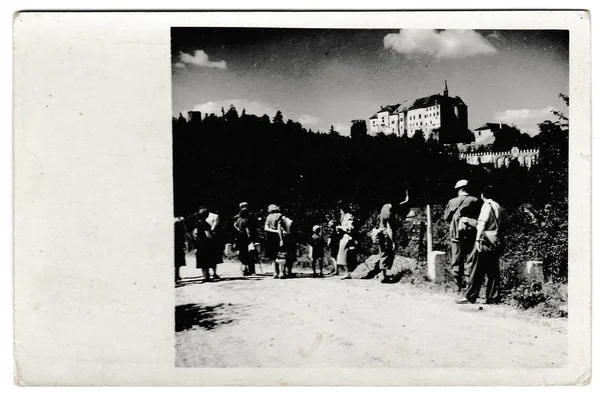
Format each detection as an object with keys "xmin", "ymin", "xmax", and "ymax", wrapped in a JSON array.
[
  {"xmin": 224, "ymin": 243, "xmax": 234, "ymax": 256},
  {"xmin": 427, "ymin": 251, "xmax": 446, "ymax": 283},
  {"xmin": 520, "ymin": 260, "xmax": 544, "ymax": 283}
]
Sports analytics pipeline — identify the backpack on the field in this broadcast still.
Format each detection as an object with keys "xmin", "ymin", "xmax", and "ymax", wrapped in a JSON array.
[{"xmin": 452, "ymin": 197, "xmax": 475, "ymax": 238}]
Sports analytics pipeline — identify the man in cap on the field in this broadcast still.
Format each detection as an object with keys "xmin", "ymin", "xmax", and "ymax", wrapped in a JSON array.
[{"xmin": 444, "ymin": 180, "xmax": 482, "ymax": 293}]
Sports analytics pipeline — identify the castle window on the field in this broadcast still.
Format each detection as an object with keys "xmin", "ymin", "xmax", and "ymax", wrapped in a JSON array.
[{"xmin": 419, "ymin": 114, "xmax": 421, "ymax": 119}]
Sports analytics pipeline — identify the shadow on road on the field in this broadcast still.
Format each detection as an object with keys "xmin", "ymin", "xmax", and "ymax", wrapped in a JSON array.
[
  {"xmin": 175, "ymin": 303, "xmax": 236, "ymax": 332},
  {"xmin": 176, "ymin": 275, "xmax": 266, "ymax": 287}
]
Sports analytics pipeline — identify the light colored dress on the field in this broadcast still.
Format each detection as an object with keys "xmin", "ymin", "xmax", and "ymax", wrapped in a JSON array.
[{"xmin": 336, "ymin": 212, "xmax": 355, "ymax": 266}]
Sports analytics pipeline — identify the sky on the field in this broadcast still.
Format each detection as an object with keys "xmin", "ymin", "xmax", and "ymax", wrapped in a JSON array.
[{"xmin": 171, "ymin": 28, "xmax": 568, "ymax": 136}]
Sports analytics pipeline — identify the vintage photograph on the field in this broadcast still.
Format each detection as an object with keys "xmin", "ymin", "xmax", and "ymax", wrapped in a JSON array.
[{"xmin": 171, "ymin": 27, "xmax": 570, "ymax": 368}]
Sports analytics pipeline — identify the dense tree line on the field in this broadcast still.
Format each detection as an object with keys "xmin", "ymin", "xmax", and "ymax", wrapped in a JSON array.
[{"xmin": 173, "ymin": 96, "xmax": 568, "ymax": 280}]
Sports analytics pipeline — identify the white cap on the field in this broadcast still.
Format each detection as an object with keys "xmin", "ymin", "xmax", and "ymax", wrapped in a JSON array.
[{"xmin": 454, "ymin": 180, "xmax": 468, "ymax": 189}]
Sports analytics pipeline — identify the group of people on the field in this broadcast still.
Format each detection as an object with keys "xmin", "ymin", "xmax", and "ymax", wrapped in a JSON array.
[
  {"xmin": 444, "ymin": 180, "xmax": 508, "ymax": 304},
  {"xmin": 174, "ymin": 180, "xmax": 508, "ymax": 304},
  {"xmin": 174, "ymin": 193, "xmax": 409, "ymax": 283}
]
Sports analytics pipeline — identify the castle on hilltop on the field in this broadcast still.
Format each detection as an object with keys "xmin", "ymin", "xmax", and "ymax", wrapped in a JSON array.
[{"xmin": 368, "ymin": 81, "xmax": 470, "ymax": 144}]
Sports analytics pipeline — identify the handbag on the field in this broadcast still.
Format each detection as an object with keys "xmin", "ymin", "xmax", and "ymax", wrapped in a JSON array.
[
  {"xmin": 480, "ymin": 202, "xmax": 503, "ymax": 252},
  {"xmin": 454, "ymin": 197, "xmax": 476, "ymax": 236}
]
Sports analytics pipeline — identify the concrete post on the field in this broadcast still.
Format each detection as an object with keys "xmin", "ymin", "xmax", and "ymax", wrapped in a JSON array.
[
  {"xmin": 426, "ymin": 205, "xmax": 433, "ymax": 255},
  {"xmin": 426, "ymin": 204, "xmax": 445, "ymax": 283},
  {"xmin": 519, "ymin": 260, "xmax": 544, "ymax": 283}
]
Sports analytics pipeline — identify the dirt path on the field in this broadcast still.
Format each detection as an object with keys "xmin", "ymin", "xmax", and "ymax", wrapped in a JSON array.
[{"xmin": 175, "ymin": 256, "xmax": 567, "ymax": 368}]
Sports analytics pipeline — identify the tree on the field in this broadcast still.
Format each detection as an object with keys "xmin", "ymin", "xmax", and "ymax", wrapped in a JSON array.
[
  {"xmin": 225, "ymin": 105, "xmax": 239, "ymax": 121},
  {"xmin": 260, "ymin": 114, "xmax": 271, "ymax": 125},
  {"xmin": 273, "ymin": 110, "xmax": 284, "ymax": 124},
  {"xmin": 492, "ymin": 124, "xmax": 524, "ymax": 151},
  {"xmin": 551, "ymin": 93, "xmax": 569, "ymax": 129},
  {"xmin": 241, "ymin": 108, "xmax": 247, "ymax": 118},
  {"xmin": 176, "ymin": 113, "xmax": 187, "ymax": 129},
  {"xmin": 350, "ymin": 119, "xmax": 367, "ymax": 139},
  {"xmin": 411, "ymin": 129, "xmax": 425, "ymax": 145},
  {"xmin": 329, "ymin": 125, "xmax": 340, "ymax": 137}
]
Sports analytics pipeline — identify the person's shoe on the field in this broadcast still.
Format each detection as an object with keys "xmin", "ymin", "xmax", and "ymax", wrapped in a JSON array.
[
  {"xmin": 455, "ymin": 297, "xmax": 475, "ymax": 304},
  {"xmin": 340, "ymin": 274, "xmax": 351, "ymax": 280},
  {"xmin": 381, "ymin": 277, "xmax": 392, "ymax": 284},
  {"xmin": 213, "ymin": 274, "xmax": 221, "ymax": 281},
  {"xmin": 273, "ymin": 274, "xmax": 280, "ymax": 279}
]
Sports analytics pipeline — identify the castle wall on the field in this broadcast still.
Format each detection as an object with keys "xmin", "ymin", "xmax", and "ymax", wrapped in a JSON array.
[{"xmin": 459, "ymin": 147, "xmax": 539, "ymax": 169}]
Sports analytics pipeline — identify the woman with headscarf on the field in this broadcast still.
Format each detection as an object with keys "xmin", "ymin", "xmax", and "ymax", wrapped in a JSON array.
[
  {"xmin": 234, "ymin": 207, "xmax": 258, "ymax": 276},
  {"xmin": 264, "ymin": 204, "xmax": 284, "ymax": 279},
  {"xmin": 205, "ymin": 208, "xmax": 222, "ymax": 281},
  {"xmin": 336, "ymin": 202, "xmax": 357, "ymax": 279},
  {"xmin": 376, "ymin": 189, "xmax": 409, "ymax": 283},
  {"xmin": 192, "ymin": 207, "xmax": 213, "ymax": 282}
]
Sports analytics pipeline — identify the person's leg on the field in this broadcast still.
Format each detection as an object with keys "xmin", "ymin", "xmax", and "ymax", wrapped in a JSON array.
[
  {"xmin": 337, "ymin": 236, "xmax": 350, "ymax": 279},
  {"xmin": 382, "ymin": 236, "xmax": 395, "ymax": 283},
  {"xmin": 378, "ymin": 235, "xmax": 387, "ymax": 280},
  {"xmin": 463, "ymin": 245, "xmax": 475, "ymax": 284},
  {"xmin": 450, "ymin": 241, "xmax": 462, "ymax": 292},
  {"xmin": 212, "ymin": 265, "xmax": 220, "ymax": 280},
  {"xmin": 485, "ymin": 250, "xmax": 501, "ymax": 303},
  {"xmin": 202, "ymin": 266, "xmax": 211, "ymax": 282},
  {"xmin": 332, "ymin": 257, "xmax": 338, "ymax": 275},
  {"xmin": 286, "ymin": 240, "xmax": 296, "ymax": 277},
  {"xmin": 197, "ymin": 253, "xmax": 211, "ymax": 282},
  {"xmin": 312, "ymin": 257, "xmax": 317, "ymax": 276},
  {"xmin": 175, "ymin": 267, "xmax": 181, "ymax": 282},
  {"xmin": 464, "ymin": 249, "xmax": 486, "ymax": 303},
  {"xmin": 318, "ymin": 257, "xmax": 324, "ymax": 276}
]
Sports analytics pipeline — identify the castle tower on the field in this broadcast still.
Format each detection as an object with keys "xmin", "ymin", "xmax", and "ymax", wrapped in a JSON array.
[{"xmin": 443, "ymin": 80, "xmax": 449, "ymax": 97}]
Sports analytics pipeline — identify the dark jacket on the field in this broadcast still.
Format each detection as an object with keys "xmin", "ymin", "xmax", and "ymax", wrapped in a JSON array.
[{"xmin": 444, "ymin": 194, "xmax": 481, "ymax": 242}]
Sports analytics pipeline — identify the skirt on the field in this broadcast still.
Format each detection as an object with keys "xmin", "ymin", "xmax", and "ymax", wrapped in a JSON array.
[
  {"xmin": 195, "ymin": 242, "xmax": 212, "ymax": 270},
  {"xmin": 265, "ymin": 233, "xmax": 281, "ymax": 260},
  {"xmin": 336, "ymin": 234, "xmax": 355, "ymax": 266},
  {"xmin": 378, "ymin": 234, "xmax": 395, "ymax": 270}
]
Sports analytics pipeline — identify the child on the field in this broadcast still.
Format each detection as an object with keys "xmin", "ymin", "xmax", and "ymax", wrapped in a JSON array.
[{"xmin": 308, "ymin": 225, "xmax": 326, "ymax": 277}]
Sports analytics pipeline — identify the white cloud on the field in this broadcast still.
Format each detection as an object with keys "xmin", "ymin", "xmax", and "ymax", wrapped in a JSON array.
[
  {"xmin": 297, "ymin": 114, "xmax": 319, "ymax": 125},
  {"xmin": 493, "ymin": 106, "xmax": 556, "ymax": 124},
  {"xmin": 178, "ymin": 50, "xmax": 227, "ymax": 70},
  {"xmin": 493, "ymin": 106, "xmax": 556, "ymax": 136},
  {"xmin": 331, "ymin": 122, "xmax": 350, "ymax": 136},
  {"xmin": 192, "ymin": 99, "xmax": 285, "ymax": 119},
  {"xmin": 173, "ymin": 62, "xmax": 186, "ymax": 70},
  {"xmin": 384, "ymin": 29, "xmax": 497, "ymax": 60}
]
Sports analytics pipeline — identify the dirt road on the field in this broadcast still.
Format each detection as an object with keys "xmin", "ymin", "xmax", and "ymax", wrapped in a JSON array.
[{"xmin": 175, "ymin": 256, "xmax": 567, "ymax": 368}]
